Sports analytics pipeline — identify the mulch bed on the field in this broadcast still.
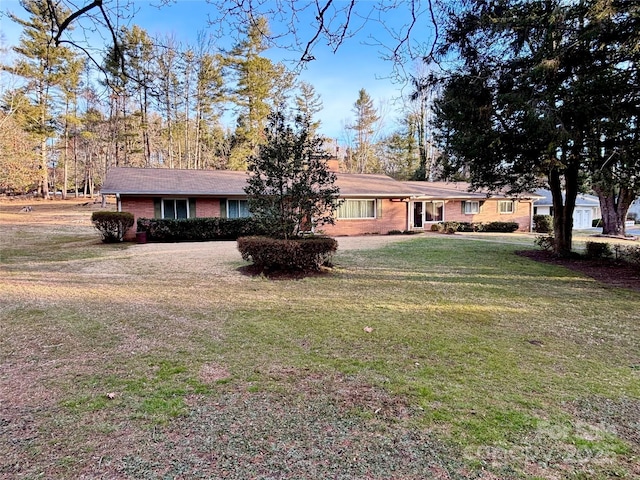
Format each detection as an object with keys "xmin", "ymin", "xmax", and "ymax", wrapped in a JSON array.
[
  {"xmin": 237, "ymin": 264, "xmax": 333, "ymax": 280},
  {"xmin": 518, "ymin": 250, "xmax": 640, "ymax": 293}
]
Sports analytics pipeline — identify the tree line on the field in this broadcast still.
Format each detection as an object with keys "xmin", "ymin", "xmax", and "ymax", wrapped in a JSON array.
[{"xmin": 0, "ymin": 0, "xmax": 437, "ymax": 199}]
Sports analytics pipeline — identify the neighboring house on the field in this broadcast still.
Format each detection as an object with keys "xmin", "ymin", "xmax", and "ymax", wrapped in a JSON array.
[
  {"xmin": 533, "ymin": 189, "xmax": 601, "ymax": 229},
  {"xmin": 101, "ymin": 167, "xmax": 538, "ymax": 240}
]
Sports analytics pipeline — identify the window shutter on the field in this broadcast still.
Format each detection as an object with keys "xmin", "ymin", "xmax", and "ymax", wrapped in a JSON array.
[
  {"xmin": 189, "ymin": 198, "xmax": 196, "ymax": 218},
  {"xmin": 220, "ymin": 198, "xmax": 227, "ymax": 218},
  {"xmin": 376, "ymin": 199, "xmax": 383, "ymax": 218},
  {"xmin": 513, "ymin": 201, "xmax": 517, "ymax": 213},
  {"xmin": 153, "ymin": 198, "xmax": 161, "ymax": 218}
]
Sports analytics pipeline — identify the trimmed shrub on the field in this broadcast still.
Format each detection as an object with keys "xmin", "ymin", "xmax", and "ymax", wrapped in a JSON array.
[
  {"xmin": 237, "ymin": 236, "xmax": 338, "ymax": 272},
  {"xmin": 533, "ymin": 215, "xmax": 553, "ymax": 233},
  {"xmin": 534, "ymin": 234, "xmax": 555, "ymax": 252},
  {"xmin": 430, "ymin": 223, "xmax": 443, "ymax": 232},
  {"xmin": 91, "ymin": 211, "xmax": 134, "ymax": 243},
  {"xmin": 478, "ymin": 221, "xmax": 520, "ymax": 233},
  {"xmin": 585, "ymin": 241, "xmax": 612, "ymax": 259},
  {"xmin": 136, "ymin": 217, "xmax": 267, "ymax": 242},
  {"xmin": 387, "ymin": 230, "xmax": 403, "ymax": 235},
  {"xmin": 443, "ymin": 221, "xmax": 459, "ymax": 234}
]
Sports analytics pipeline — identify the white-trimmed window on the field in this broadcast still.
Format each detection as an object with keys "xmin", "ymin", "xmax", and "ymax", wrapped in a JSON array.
[
  {"xmin": 162, "ymin": 199, "xmax": 189, "ymax": 219},
  {"xmin": 463, "ymin": 201, "xmax": 480, "ymax": 214},
  {"xmin": 499, "ymin": 200, "xmax": 514, "ymax": 214},
  {"xmin": 228, "ymin": 199, "xmax": 250, "ymax": 218},
  {"xmin": 337, "ymin": 199, "xmax": 376, "ymax": 219},
  {"xmin": 424, "ymin": 201, "xmax": 444, "ymax": 222}
]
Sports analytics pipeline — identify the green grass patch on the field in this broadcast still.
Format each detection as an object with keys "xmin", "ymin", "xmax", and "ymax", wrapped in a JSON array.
[{"xmin": 59, "ymin": 359, "xmax": 214, "ymax": 424}]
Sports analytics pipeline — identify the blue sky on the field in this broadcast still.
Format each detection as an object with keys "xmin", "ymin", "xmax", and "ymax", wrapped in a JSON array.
[{"xmin": 0, "ymin": 0, "xmax": 436, "ymax": 140}]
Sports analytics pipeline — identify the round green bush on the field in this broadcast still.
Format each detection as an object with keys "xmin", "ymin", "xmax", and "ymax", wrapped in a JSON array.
[
  {"xmin": 237, "ymin": 236, "xmax": 338, "ymax": 272},
  {"xmin": 91, "ymin": 211, "xmax": 134, "ymax": 243}
]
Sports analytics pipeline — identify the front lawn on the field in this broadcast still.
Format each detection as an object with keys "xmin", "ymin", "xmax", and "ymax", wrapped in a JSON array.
[{"xmin": 1, "ymin": 217, "xmax": 638, "ymax": 479}]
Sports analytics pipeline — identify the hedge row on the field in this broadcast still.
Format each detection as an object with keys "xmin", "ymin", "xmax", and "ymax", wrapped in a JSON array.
[
  {"xmin": 431, "ymin": 221, "xmax": 520, "ymax": 234},
  {"xmin": 237, "ymin": 236, "xmax": 338, "ymax": 271},
  {"xmin": 136, "ymin": 217, "xmax": 268, "ymax": 242}
]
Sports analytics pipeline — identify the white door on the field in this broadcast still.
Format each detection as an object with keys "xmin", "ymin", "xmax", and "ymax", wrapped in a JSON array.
[{"xmin": 573, "ymin": 209, "xmax": 592, "ymax": 229}]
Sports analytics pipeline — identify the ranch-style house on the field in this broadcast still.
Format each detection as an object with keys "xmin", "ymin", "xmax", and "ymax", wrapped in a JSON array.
[{"xmin": 101, "ymin": 167, "xmax": 540, "ymax": 240}]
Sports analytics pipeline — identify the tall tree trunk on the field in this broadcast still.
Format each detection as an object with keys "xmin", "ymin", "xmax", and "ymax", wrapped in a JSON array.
[
  {"xmin": 74, "ymin": 134, "xmax": 78, "ymax": 198},
  {"xmin": 144, "ymin": 88, "xmax": 151, "ymax": 166},
  {"xmin": 593, "ymin": 185, "xmax": 636, "ymax": 236},
  {"xmin": 549, "ymin": 166, "xmax": 577, "ymax": 257},
  {"xmin": 62, "ymin": 100, "xmax": 69, "ymax": 200},
  {"xmin": 184, "ymin": 60, "xmax": 191, "ymax": 169},
  {"xmin": 40, "ymin": 136, "xmax": 49, "ymax": 198}
]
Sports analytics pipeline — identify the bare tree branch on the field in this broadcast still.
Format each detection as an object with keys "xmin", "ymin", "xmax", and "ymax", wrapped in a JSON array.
[
  {"xmin": 38, "ymin": 0, "xmax": 441, "ymax": 81},
  {"xmin": 300, "ymin": 0, "xmax": 335, "ymax": 62},
  {"xmin": 52, "ymin": 0, "xmax": 103, "ymax": 46}
]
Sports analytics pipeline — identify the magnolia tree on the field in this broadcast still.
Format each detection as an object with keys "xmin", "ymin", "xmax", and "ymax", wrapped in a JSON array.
[{"xmin": 244, "ymin": 111, "xmax": 340, "ymax": 239}]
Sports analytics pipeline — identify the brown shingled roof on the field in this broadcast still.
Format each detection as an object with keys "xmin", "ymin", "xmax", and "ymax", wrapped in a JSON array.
[
  {"xmin": 101, "ymin": 167, "xmax": 422, "ymax": 198},
  {"xmin": 403, "ymin": 181, "xmax": 543, "ymax": 200},
  {"xmin": 335, "ymin": 173, "xmax": 422, "ymax": 197},
  {"xmin": 101, "ymin": 168, "xmax": 249, "ymax": 196},
  {"xmin": 102, "ymin": 168, "xmax": 539, "ymax": 200}
]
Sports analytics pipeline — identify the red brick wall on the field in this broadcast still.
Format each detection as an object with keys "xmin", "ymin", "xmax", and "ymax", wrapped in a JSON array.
[
  {"xmin": 321, "ymin": 199, "xmax": 408, "ymax": 236},
  {"xmin": 443, "ymin": 199, "xmax": 533, "ymax": 231},
  {"xmin": 120, "ymin": 197, "xmax": 154, "ymax": 240},
  {"xmin": 194, "ymin": 199, "xmax": 221, "ymax": 218}
]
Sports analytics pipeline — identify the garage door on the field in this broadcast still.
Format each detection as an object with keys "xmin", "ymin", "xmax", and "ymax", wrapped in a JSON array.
[{"xmin": 573, "ymin": 209, "xmax": 592, "ymax": 229}]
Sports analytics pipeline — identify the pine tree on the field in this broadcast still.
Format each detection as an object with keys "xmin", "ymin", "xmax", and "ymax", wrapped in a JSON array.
[
  {"xmin": 348, "ymin": 88, "xmax": 380, "ymax": 173},
  {"xmin": 295, "ymin": 81, "xmax": 323, "ymax": 136},
  {"xmin": 226, "ymin": 17, "xmax": 292, "ymax": 169},
  {"xmin": 193, "ymin": 43, "xmax": 225, "ymax": 169},
  {"xmin": 5, "ymin": 0, "xmax": 78, "ymax": 197},
  {"xmin": 0, "ymin": 91, "xmax": 40, "ymax": 193}
]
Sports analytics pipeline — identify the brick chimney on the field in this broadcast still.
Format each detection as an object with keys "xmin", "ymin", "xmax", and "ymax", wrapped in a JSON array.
[{"xmin": 326, "ymin": 156, "xmax": 340, "ymax": 172}]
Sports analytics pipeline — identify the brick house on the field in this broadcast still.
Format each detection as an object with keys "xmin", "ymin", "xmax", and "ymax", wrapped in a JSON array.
[
  {"xmin": 101, "ymin": 167, "xmax": 538, "ymax": 240},
  {"xmin": 405, "ymin": 181, "xmax": 539, "ymax": 232}
]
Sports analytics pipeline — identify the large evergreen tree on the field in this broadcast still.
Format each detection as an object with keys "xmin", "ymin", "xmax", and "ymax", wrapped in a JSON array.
[
  {"xmin": 294, "ymin": 81, "xmax": 323, "ymax": 136},
  {"xmin": 434, "ymin": 0, "xmax": 640, "ymax": 256},
  {"xmin": 227, "ymin": 17, "xmax": 292, "ymax": 169},
  {"xmin": 0, "ymin": 98, "xmax": 39, "ymax": 193}
]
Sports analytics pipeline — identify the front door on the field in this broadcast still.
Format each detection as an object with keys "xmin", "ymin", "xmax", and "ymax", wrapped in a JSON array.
[{"xmin": 414, "ymin": 202, "xmax": 423, "ymax": 228}]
